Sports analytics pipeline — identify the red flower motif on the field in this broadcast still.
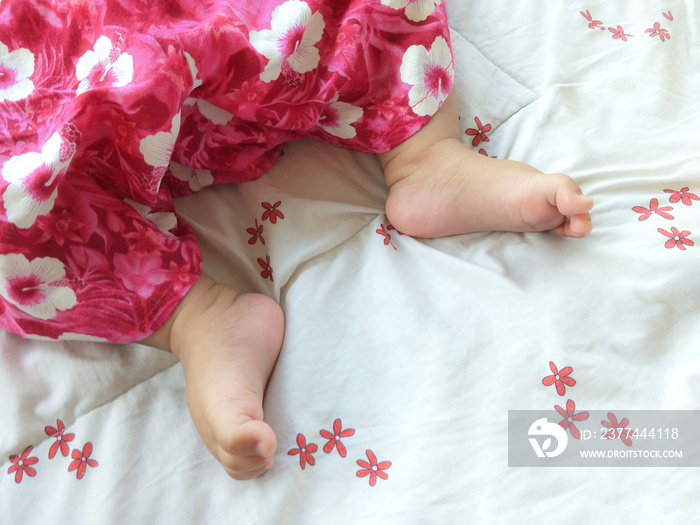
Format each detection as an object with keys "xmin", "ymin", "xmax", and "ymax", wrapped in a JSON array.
[
  {"xmin": 37, "ymin": 209, "xmax": 84, "ymax": 246},
  {"xmin": 261, "ymin": 201, "xmax": 284, "ymax": 223},
  {"xmin": 164, "ymin": 261, "xmax": 196, "ymax": 293},
  {"xmin": 542, "ymin": 361, "xmax": 576, "ymax": 396},
  {"xmin": 45, "ymin": 419, "xmax": 76, "ymax": 459},
  {"xmin": 68, "ymin": 442, "xmax": 99, "ymax": 480},
  {"xmin": 478, "ymin": 148, "xmax": 497, "ymax": 158},
  {"xmin": 580, "ymin": 10, "xmax": 605, "ymax": 30},
  {"xmin": 662, "ymin": 11, "xmax": 673, "ymax": 21},
  {"xmin": 664, "ymin": 187, "xmax": 699, "ymax": 206},
  {"xmin": 8, "ymin": 446, "xmax": 38, "ymax": 484},
  {"xmin": 247, "ymin": 219, "xmax": 265, "ymax": 245},
  {"xmin": 554, "ymin": 399, "xmax": 589, "ymax": 439},
  {"xmin": 376, "ymin": 224, "xmax": 398, "ymax": 250},
  {"xmin": 658, "ymin": 227, "xmax": 694, "ymax": 250},
  {"xmin": 320, "ymin": 419, "xmax": 355, "ymax": 458},
  {"xmin": 356, "ymin": 449, "xmax": 391, "ymax": 486},
  {"xmin": 257, "ymin": 255, "xmax": 274, "ymax": 281},
  {"xmin": 288, "ymin": 433, "xmax": 318, "ymax": 470},
  {"xmin": 609, "ymin": 25, "xmax": 633, "ymax": 41},
  {"xmin": 632, "ymin": 198, "xmax": 674, "ymax": 221},
  {"xmin": 645, "ymin": 22, "xmax": 670, "ymax": 42},
  {"xmin": 601, "ymin": 412, "xmax": 633, "ymax": 446},
  {"xmin": 465, "ymin": 117, "xmax": 492, "ymax": 147}
]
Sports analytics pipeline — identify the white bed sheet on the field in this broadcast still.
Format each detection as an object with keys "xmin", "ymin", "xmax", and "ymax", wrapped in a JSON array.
[{"xmin": 3, "ymin": 1, "xmax": 700, "ymax": 522}]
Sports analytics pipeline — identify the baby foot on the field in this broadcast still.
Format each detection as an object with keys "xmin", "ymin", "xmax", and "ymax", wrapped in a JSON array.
[
  {"xmin": 164, "ymin": 277, "xmax": 285, "ymax": 480},
  {"xmin": 383, "ymin": 139, "xmax": 594, "ymax": 239}
]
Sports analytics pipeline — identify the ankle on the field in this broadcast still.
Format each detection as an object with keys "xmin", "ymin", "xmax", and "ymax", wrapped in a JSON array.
[
  {"xmin": 382, "ymin": 139, "xmax": 472, "ymax": 238},
  {"xmin": 140, "ymin": 274, "xmax": 230, "ymax": 357},
  {"xmin": 169, "ymin": 279, "xmax": 239, "ymax": 363}
]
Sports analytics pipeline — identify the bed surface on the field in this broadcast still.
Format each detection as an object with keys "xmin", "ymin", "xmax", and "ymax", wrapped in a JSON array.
[{"xmin": 3, "ymin": 1, "xmax": 699, "ymax": 522}]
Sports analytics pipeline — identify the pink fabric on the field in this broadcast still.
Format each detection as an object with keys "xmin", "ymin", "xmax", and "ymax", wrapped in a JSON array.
[{"xmin": 0, "ymin": 0, "xmax": 454, "ymax": 343}]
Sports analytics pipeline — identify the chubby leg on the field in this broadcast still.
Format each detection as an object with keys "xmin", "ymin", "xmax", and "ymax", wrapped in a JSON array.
[
  {"xmin": 380, "ymin": 93, "xmax": 594, "ymax": 239},
  {"xmin": 142, "ymin": 274, "xmax": 284, "ymax": 480}
]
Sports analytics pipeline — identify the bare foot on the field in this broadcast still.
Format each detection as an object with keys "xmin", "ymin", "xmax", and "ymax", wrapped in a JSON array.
[
  {"xmin": 384, "ymin": 139, "xmax": 594, "ymax": 238},
  {"xmin": 380, "ymin": 94, "xmax": 593, "ymax": 239},
  {"xmin": 143, "ymin": 275, "xmax": 284, "ymax": 480}
]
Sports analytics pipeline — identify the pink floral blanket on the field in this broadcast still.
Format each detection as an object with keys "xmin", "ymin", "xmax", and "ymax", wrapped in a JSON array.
[{"xmin": 0, "ymin": 0, "xmax": 452, "ymax": 342}]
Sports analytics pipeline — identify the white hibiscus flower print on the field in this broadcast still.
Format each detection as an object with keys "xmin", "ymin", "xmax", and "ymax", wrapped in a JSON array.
[
  {"xmin": 0, "ymin": 253, "xmax": 77, "ymax": 320},
  {"xmin": 184, "ymin": 51, "xmax": 203, "ymax": 91},
  {"xmin": 400, "ymin": 36, "xmax": 454, "ymax": 117},
  {"xmin": 76, "ymin": 35, "xmax": 134, "ymax": 95},
  {"xmin": 381, "ymin": 0, "xmax": 441, "ymax": 22},
  {"xmin": 124, "ymin": 198, "xmax": 178, "ymax": 235},
  {"xmin": 184, "ymin": 98, "xmax": 233, "ymax": 125},
  {"xmin": 139, "ymin": 112, "xmax": 181, "ymax": 170},
  {"xmin": 0, "ymin": 40, "xmax": 35, "ymax": 102},
  {"xmin": 249, "ymin": 0, "xmax": 325, "ymax": 82},
  {"xmin": 317, "ymin": 98, "xmax": 363, "ymax": 139},
  {"xmin": 169, "ymin": 162, "xmax": 214, "ymax": 192},
  {"xmin": 138, "ymin": 112, "xmax": 181, "ymax": 191},
  {"xmin": 1, "ymin": 133, "xmax": 68, "ymax": 229}
]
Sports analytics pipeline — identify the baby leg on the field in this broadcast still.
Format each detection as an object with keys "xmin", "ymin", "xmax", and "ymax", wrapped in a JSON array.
[
  {"xmin": 142, "ymin": 274, "xmax": 284, "ymax": 480},
  {"xmin": 380, "ymin": 94, "xmax": 594, "ymax": 239}
]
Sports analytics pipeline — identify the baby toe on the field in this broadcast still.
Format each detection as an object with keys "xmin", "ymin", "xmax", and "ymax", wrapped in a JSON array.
[{"xmin": 220, "ymin": 451, "xmax": 274, "ymax": 480}]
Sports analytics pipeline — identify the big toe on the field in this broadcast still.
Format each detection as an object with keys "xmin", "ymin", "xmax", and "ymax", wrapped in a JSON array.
[{"xmin": 215, "ymin": 417, "xmax": 278, "ymax": 479}]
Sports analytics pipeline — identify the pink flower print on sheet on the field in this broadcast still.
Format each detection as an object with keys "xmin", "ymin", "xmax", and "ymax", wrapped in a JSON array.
[
  {"xmin": 7, "ymin": 446, "xmax": 38, "ymax": 484},
  {"xmin": 645, "ymin": 22, "xmax": 670, "ymax": 42},
  {"xmin": 356, "ymin": 449, "xmax": 391, "ymax": 487},
  {"xmin": 320, "ymin": 419, "xmax": 356, "ymax": 458},
  {"xmin": 554, "ymin": 399, "xmax": 589, "ymax": 439},
  {"xmin": 381, "ymin": 0, "xmax": 441, "ymax": 23},
  {"xmin": 664, "ymin": 187, "xmax": 699, "ymax": 206},
  {"xmin": 609, "ymin": 26, "xmax": 633, "ymax": 42},
  {"xmin": 45, "ymin": 419, "xmax": 76, "ymax": 459},
  {"xmin": 601, "ymin": 412, "xmax": 633, "ymax": 446},
  {"xmin": 663, "ymin": 11, "xmax": 673, "ymax": 21},
  {"xmin": 542, "ymin": 361, "xmax": 576, "ymax": 396},
  {"xmin": 465, "ymin": 117, "xmax": 491, "ymax": 147},
  {"xmin": 658, "ymin": 227, "xmax": 694, "ymax": 250},
  {"xmin": 478, "ymin": 149, "xmax": 497, "ymax": 158},
  {"xmin": 68, "ymin": 442, "xmax": 99, "ymax": 480},
  {"xmin": 1, "ymin": 133, "xmax": 70, "ymax": 229},
  {"xmin": 257, "ymin": 255, "xmax": 274, "ymax": 282},
  {"xmin": 288, "ymin": 433, "xmax": 318, "ymax": 470},
  {"xmin": 247, "ymin": 219, "xmax": 265, "ymax": 245},
  {"xmin": 249, "ymin": 0, "xmax": 325, "ymax": 83},
  {"xmin": 261, "ymin": 201, "xmax": 284, "ymax": 223},
  {"xmin": 632, "ymin": 198, "xmax": 674, "ymax": 221},
  {"xmin": 0, "ymin": 254, "xmax": 77, "ymax": 321},
  {"xmin": 0, "ymin": 40, "xmax": 35, "ymax": 102},
  {"xmin": 580, "ymin": 10, "xmax": 605, "ymax": 30},
  {"xmin": 376, "ymin": 223, "xmax": 400, "ymax": 250},
  {"xmin": 75, "ymin": 35, "xmax": 134, "ymax": 95},
  {"xmin": 400, "ymin": 36, "xmax": 454, "ymax": 117}
]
